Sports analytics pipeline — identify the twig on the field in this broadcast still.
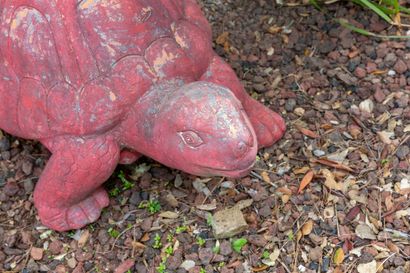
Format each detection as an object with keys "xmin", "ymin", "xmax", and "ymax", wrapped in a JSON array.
[
  {"xmin": 111, "ymin": 225, "xmax": 134, "ymax": 251},
  {"xmin": 277, "ymin": 258, "xmax": 292, "ymax": 273},
  {"xmin": 377, "ymin": 253, "xmax": 396, "ymax": 271},
  {"xmin": 384, "ymin": 228, "xmax": 410, "ymax": 240},
  {"xmin": 201, "ymin": 177, "xmax": 224, "ymax": 205}
]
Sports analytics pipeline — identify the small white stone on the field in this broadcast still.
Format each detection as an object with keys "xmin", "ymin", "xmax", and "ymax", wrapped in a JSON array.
[
  {"xmin": 313, "ymin": 150, "xmax": 326, "ymax": 157},
  {"xmin": 359, "ymin": 99, "xmax": 374, "ymax": 114},
  {"xmin": 294, "ymin": 107, "xmax": 305, "ymax": 116},
  {"xmin": 180, "ymin": 260, "xmax": 196, "ymax": 270}
]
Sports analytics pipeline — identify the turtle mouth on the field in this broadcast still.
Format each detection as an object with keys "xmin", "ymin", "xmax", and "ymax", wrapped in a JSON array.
[{"xmin": 198, "ymin": 160, "xmax": 256, "ymax": 178}]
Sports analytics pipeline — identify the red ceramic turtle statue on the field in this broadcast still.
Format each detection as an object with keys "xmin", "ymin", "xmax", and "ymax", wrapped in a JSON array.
[{"xmin": 0, "ymin": 0, "xmax": 285, "ymax": 231}]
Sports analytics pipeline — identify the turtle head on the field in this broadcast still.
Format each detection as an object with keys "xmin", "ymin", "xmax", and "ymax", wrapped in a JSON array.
[{"xmin": 132, "ymin": 81, "xmax": 258, "ymax": 178}]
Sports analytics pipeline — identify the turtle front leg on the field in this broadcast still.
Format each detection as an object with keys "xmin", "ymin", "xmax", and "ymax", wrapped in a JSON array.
[
  {"xmin": 33, "ymin": 136, "xmax": 120, "ymax": 231},
  {"xmin": 200, "ymin": 55, "xmax": 286, "ymax": 148}
]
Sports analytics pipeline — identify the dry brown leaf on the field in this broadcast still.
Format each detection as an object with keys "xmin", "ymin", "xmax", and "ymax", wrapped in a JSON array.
[
  {"xmin": 377, "ymin": 131, "xmax": 394, "ymax": 145},
  {"xmin": 333, "ymin": 267, "xmax": 344, "ymax": 273},
  {"xmin": 281, "ymin": 194, "xmax": 290, "ymax": 204},
  {"xmin": 296, "ymin": 230, "xmax": 303, "ymax": 241},
  {"xmin": 371, "ymin": 69, "xmax": 388, "ymax": 75},
  {"xmin": 296, "ymin": 126, "xmax": 319, "ymax": 138},
  {"xmin": 140, "ymin": 233, "xmax": 150, "ymax": 242},
  {"xmin": 131, "ymin": 241, "xmax": 146, "ymax": 249},
  {"xmin": 267, "ymin": 25, "xmax": 282, "ymax": 34},
  {"xmin": 276, "ymin": 187, "xmax": 292, "ymax": 195},
  {"xmin": 333, "ymin": 248, "xmax": 345, "ymax": 265},
  {"xmin": 312, "ymin": 158, "xmax": 356, "ymax": 173},
  {"xmin": 158, "ymin": 211, "xmax": 179, "ymax": 219},
  {"xmin": 357, "ymin": 260, "xmax": 377, "ymax": 273},
  {"xmin": 298, "ymin": 170, "xmax": 314, "ymax": 194},
  {"xmin": 301, "ymin": 220, "xmax": 314, "ymax": 236},
  {"xmin": 322, "ymin": 169, "xmax": 347, "ymax": 192},
  {"xmin": 293, "ymin": 166, "xmax": 310, "ymax": 175},
  {"xmin": 216, "ymin": 32, "xmax": 229, "ymax": 45},
  {"xmin": 252, "ymin": 265, "xmax": 269, "ymax": 272},
  {"xmin": 385, "ymin": 194, "xmax": 394, "ymax": 211},
  {"xmin": 261, "ymin": 171, "xmax": 271, "ymax": 184},
  {"xmin": 386, "ymin": 241, "xmax": 400, "ymax": 254},
  {"xmin": 78, "ymin": 230, "xmax": 90, "ymax": 248}
]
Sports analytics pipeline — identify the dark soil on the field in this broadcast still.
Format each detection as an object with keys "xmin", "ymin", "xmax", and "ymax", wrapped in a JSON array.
[{"xmin": 1, "ymin": 1, "xmax": 409, "ymax": 273}]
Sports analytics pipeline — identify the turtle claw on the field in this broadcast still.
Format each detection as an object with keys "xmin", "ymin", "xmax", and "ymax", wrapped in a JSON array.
[{"xmin": 245, "ymin": 99, "xmax": 286, "ymax": 148}]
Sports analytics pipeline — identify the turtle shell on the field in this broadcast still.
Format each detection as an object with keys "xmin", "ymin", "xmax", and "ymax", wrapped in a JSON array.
[{"xmin": 0, "ymin": 0, "xmax": 213, "ymax": 139}]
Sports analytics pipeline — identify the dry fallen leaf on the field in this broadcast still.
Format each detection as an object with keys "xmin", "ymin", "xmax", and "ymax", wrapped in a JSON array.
[
  {"xmin": 158, "ymin": 211, "xmax": 179, "ymax": 219},
  {"xmin": 355, "ymin": 224, "xmax": 377, "ymax": 240},
  {"xmin": 131, "ymin": 241, "xmax": 146, "ymax": 249},
  {"xmin": 298, "ymin": 170, "xmax": 314, "ymax": 193},
  {"xmin": 344, "ymin": 205, "xmax": 361, "ymax": 223},
  {"xmin": 293, "ymin": 166, "xmax": 310, "ymax": 175},
  {"xmin": 78, "ymin": 230, "xmax": 90, "ymax": 248},
  {"xmin": 322, "ymin": 169, "xmax": 348, "ymax": 193},
  {"xmin": 357, "ymin": 260, "xmax": 377, "ymax": 273},
  {"xmin": 311, "ymin": 158, "xmax": 356, "ymax": 173},
  {"xmin": 301, "ymin": 219, "xmax": 314, "ymax": 236},
  {"xmin": 261, "ymin": 171, "xmax": 271, "ymax": 184},
  {"xmin": 386, "ymin": 241, "xmax": 400, "ymax": 254},
  {"xmin": 333, "ymin": 248, "xmax": 345, "ymax": 265},
  {"xmin": 140, "ymin": 233, "xmax": 150, "ymax": 242},
  {"xmin": 252, "ymin": 265, "xmax": 269, "ymax": 272},
  {"xmin": 377, "ymin": 131, "xmax": 394, "ymax": 145},
  {"xmin": 216, "ymin": 31, "xmax": 229, "ymax": 45},
  {"xmin": 296, "ymin": 126, "xmax": 319, "ymax": 138},
  {"xmin": 296, "ymin": 230, "xmax": 303, "ymax": 241}
]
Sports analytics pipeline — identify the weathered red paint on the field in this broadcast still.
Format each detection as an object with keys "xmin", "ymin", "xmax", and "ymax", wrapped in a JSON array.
[{"xmin": 0, "ymin": 0, "xmax": 285, "ymax": 231}]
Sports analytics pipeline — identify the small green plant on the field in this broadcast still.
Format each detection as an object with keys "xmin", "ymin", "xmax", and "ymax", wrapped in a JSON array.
[
  {"xmin": 67, "ymin": 230, "xmax": 76, "ymax": 238},
  {"xmin": 381, "ymin": 158, "xmax": 390, "ymax": 165},
  {"xmin": 262, "ymin": 250, "xmax": 270, "ymax": 259},
  {"xmin": 165, "ymin": 245, "xmax": 174, "ymax": 255},
  {"xmin": 199, "ymin": 268, "xmax": 206, "ymax": 273},
  {"xmin": 206, "ymin": 213, "xmax": 213, "ymax": 226},
  {"xmin": 309, "ymin": 0, "xmax": 410, "ymax": 39},
  {"xmin": 232, "ymin": 238, "xmax": 247, "ymax": 253},
  {"xmin": 156, "ymin": 260, "xmax": 167, "ymax": 273},
  {"xmin": 109, "ymin": 187, "xmax": 120, "ymax": 197},
  {"xmin": 167, "ymin": 233, "xmax": 174, "ymax": 243},
  {"xmin": 118, "ymin": 170, "xmax": 134, "ymax": 190},
  {"xmin": 153, "ymin": 234, "xmax": 162, "ymax": 249},
  {"xmin": 88, "ymin": 223, "xmax": 96, "ymax": 232},
  {"xmin": 139, "ymin": 200, "xmax": 161, "ymax": 214},
  {"xmin": 196, "ymin": 237, "xmax": 206, "ymax": 247},
  {"xmin": 218, "ymin": 262, "xmax": 225, "ymax": 268},
  {"xmin": 107, "ymin": 227, "xmax": 120, "ymax": 238},
  {"xmin": 287, "ymin": 230, "xmax": 294, "ymax": 241},
  {"xmin": 175, "ymin": 225, "xmax": 188, "ymax": 234}
]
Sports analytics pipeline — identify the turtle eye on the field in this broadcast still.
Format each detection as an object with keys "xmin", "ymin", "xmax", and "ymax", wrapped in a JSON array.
[{"xmin": 179, "ymin": 131, "xmax": 204, "ymax": 148}]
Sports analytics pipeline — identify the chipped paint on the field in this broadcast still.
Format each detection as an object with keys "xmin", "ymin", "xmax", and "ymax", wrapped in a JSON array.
[
  {"xmin": 79, "ymin": 0, "xmax": 97, "ymax": 10},
  {"xmin": 10, "ymin": 9, "xmax": 29, "ymax": 30},
  {"xmin": 152, "ymin": 49, "xmax": 177, "ymax": 73},
  {"xmin": 174, "ymin": 31, "xmax": 188, "ymax": 49},
  {"xmin": 109, "ymin": 91, "xmax": 117, "ymax": 101},
  {"xmin": 134, "ymin": 6, "xmax": 153, "ymax": 23}
]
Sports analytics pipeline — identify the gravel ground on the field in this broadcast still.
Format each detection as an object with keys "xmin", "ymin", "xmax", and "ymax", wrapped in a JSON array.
[{"xmin": 0, "ymin": 1, "xmax": 409, "ymax": 273}]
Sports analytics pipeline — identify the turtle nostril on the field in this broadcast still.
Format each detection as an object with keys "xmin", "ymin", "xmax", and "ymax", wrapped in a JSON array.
[{"xmin": 235, "ymin": 141, "xmax": 249, "ymax": 158}]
